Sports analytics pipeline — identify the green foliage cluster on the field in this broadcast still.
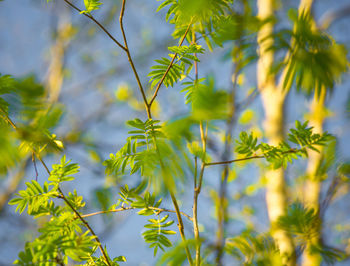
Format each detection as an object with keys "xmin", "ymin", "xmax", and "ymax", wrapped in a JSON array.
[
  {"xmin": 236, "ymin": 121, "xmax": 333, "ymax": 168},
  {"xmin": 273, "ymin": 10, "xmax": 348, "ymax": 95},
  {"xmin": 104, "ymin": 119, "xmax": 163, "ymax": 177},
  {"xmin": 149, "ymin": 44, "xmax": 204, "ymax": 88},
  {"xmin": 113, "ymin": 184, "xmax": 177, "ymax": 255},
  {"xmin": 225, "ymin": 232, "xmax": 281, "ymax": 265},
  {"xmin": 81, "ymin": 0, "xmax": 102, "ymax": 14},
  {"xmin": 0, "ymin": 74, "xmax": 63, "ymax": 174}
]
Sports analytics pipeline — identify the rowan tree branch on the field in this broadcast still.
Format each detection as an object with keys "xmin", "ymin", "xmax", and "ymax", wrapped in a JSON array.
[
  {"xmin": 62, "ymin": 0, "xmax": 126, "ymax": 51},
  {"xmin": 119, "ymin": 0, "xmax": 150, "ymax": 117}
]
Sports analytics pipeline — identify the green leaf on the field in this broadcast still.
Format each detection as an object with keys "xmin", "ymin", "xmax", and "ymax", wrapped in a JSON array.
[
  {"xmin": 142, "ymin": 215, "xmax": 175, "ymax": 256},
  {"xmin": 190, "ymin": 77, "xmax": 228, "ymax": 120},
  {"xmin": 280, "ymin": 11, "xmax": 348, "ymax": 95},
  {"xmin": 148, "ymin": 57, "xmax": 183, "ymax": 89},
  {"xmin": 81, "ymin": 0, "xmax": 102, "ymax": 14},
  {"xmin": 0, "ymin": 74, "xmax": 15, "ymax": 95},
  {"xmin": 277, "ymin": 202, "xmax": 320, "ymax": 239},
  {"xmin": 225, "ymin": 231, "xmax": 281, "ymax": 265},
  {"xmin": 48, "ymin": 156, "xmax": 80, "ymax": 184},
  {"xmin": 8, "ymin": 180, "xmax": 56, "ymax": 215}
]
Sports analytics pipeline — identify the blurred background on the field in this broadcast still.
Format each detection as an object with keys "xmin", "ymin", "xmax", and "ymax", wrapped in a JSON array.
[{"xmin": 0, "ymin": 0, "xmax": 349, "ymax": 265}]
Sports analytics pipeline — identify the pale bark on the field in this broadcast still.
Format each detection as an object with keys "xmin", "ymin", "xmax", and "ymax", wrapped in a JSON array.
[
  {"xmin": 0, "ymin": 14, "xmax": 72, "ymax": 212},
  {"xmin": 302, "ymin": 88, "xmax": 326, "ymax": 266},
  {"xmin": 46, "ymin": 15, "xmax": 73, "ymax": 103},
  {"xmin": 257, "ymin": 0, "xmax": 294, "ymax": 264},
  {"xmin": 257, "ymin": 0, "xmax": 317, "ymax": 263}
]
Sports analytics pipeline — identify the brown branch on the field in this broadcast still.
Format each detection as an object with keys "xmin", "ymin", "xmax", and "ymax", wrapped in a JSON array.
[
  {"xmin": 148, "ymin": 22, "xmax": 193, "ymax": 108},
  {"xmin": 119, "ymin": 0, "xmax": 150, "ymax": 117},
  {"xmin": 62, "ymin": 0, "xmax": 126, "ymax": 51},
  {"xmin": 170, "ymin": 192, "xmax": 194, "ymax": 266}
]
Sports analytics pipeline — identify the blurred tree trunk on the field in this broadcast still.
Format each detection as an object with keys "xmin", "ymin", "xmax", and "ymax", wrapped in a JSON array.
[
  {"xmin": 46, "ymin": 13, "xmax": 73, "ymax": 103},
  {"xmin": 0, "ymin": 160, "xmax": 29, "ymax": 211},
  {"xmin": 0, "ymin": 12, "xmax": 72, "ymax": 212},
  {"xmin": 257, "ymin": 0, "xmax": 295, "ymax": 264},
  {"xmin": 257, "ymin": 0, "xmax": 315, "ymax": 263},
  {"xmin": 302, "ymin": 87, "xmax": 326, "ymax": 266}
]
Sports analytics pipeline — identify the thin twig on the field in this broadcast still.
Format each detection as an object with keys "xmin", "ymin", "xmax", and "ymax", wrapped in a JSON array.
[
  {"xmin": 62, "ymin": 0, "xmax": 126, "ymax": 51},
  {"xmin": 148, "ymin": 22, "xmax": 192, "ymax": 108},
  {"xmin": 205, "ymin": 149, "xmax": 299, "ymax": 166},
  {"xmin": 205, "ymin": 155, "xmax": 265, "ymax": 166},
  {"xmin": 81, "ymin": 207, "xmax": 134, "ymax": 218},
  {"xmin": 170, "ymin": 192, "xmax": 194, "ymax": 266},
  {"xmin": 37, "ymin": 157, "xmax": 111, "ymax": 266},
  {"xmin": 192, "ymin": 121, "xmax": 208, "ymax": 265}
]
